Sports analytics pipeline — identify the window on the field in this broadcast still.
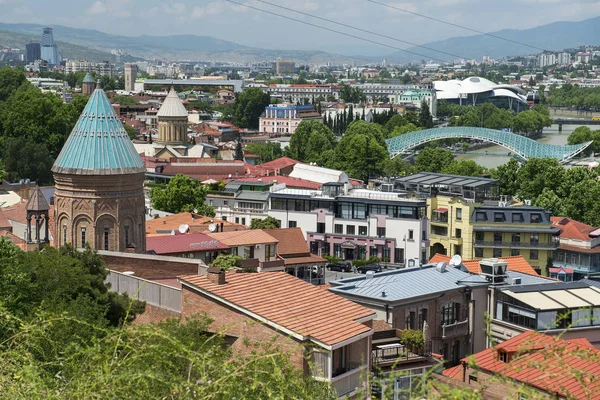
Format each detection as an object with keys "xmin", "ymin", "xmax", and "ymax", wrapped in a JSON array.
[
  {"xmin": 334, "ymin": 224, "xmax": 343, "ymax": 234},
  {"xmin": 241, "ymin": 218, "xmax": 246, "ymax": 225},
  {"xmin": 408, "ymin": 230, "xmax": 414, "ymax": 240},
  {"xmin": 370, "ymin": 246, "xmax": 378, "ymax": 258},
  {"xmin": 334, "ymin": 243, "xmax": 342, "ymax": 258},
  {"xmin": 317, "ymin": 222, "xmax": 326, "ymax": 234},
  {"xmin": 358, "ymin": 226, "xmax": 367, "ymax": 236},
  {"xmin": 475, "ymin": 231, "xmax": 484, "ymax": 241},
  {"xmin": 235, "ymin": 217, "xmax": 239, "ymax": 224},
  {"xmin": 288, "ymin": 220, "xmax": 297, "ymax": 228},
  {"xmin": 530, "ymin": 233, "xmax": 539, "ymax": 245},
  {"xmin": 571, "ymin": 254, "xmax": 577, "ymax": 264},
  {"xmin": 383, "ymin": 247, "xmax": 390, "ymax": 260},
  {"xmin": 512, "ymin": 232, "xmax": 520, "ymax": 243},
  {"xmin": 441, "ymin": 302, "xmax": 461, "ymax": 326},
  {"xmin": 244, "ymin": 245, "xmax": 255, "ymax": 259},
  {"xmin": 556, "ymin": 252, "xmax": 564, "ymax": 262},
  {"xmin": 395, "ymin": 248, "xmax": 404, "ymax": 264},
  {"xmin": 530, "ymin": 249, "xmax": 539, "ymax": 260},
  {"xmin": 493, "ymin": 232, "xmax": 503, "ymax": 243},
  {"xmin": 80, "ymin": 227, "xmax": 86, "ymax": 247},
  {"xmin": 494, "ymin": 248, "xmax": 503, "ymax": 257},
  {"xmin": 224, "ymin": 200, "xmax": 229, "ymax": 206},
  {"xmin": 222, "ymin": 216, "xmax": 227, "ymax": 221},
  {"xmin": 266, "ymin": 244, "xmax": 276, "ymax": 259},
  {"xmin": 455, "ymin": 228, "xmax": 462, "ymax": 239},
  {"xmin": 456, "ymin": 208, "xmax": 462, "ymax": 220},
  {"xmin": 406, "ymin": 311, "xmax": 416, "ymax": 329},
  {"xmin": 510, "ymin": 249, "xmax": 520, "ymax": 256},
  {"xmin": 475, "ymin": 212, "xmax": 487, "ymax": 222},
  {"xmin": 494, "ymin": 212, "xmax": 505, "ymax": 222},
  {"xmin": 419, "ymin": 309, "xmax": 428, "ymax": 329},
  {"xmin": 346, "ymin": 225, "xmax": 355, "ymax": 235},
  {"xmin": 475, "ymin": 248, "xmax": 483, "ymax": 258},
  {"xmin": 498, "ymin": 351, "xmax": 507, "ymax": 363},
  {"xmin": 62, "ymin": 225, "xmax": 67, "ymax": 245},
  {"xmin": 124, "ymin": 226, "xmax": 130, "ymax": 247},
  {"xmin": 512, "ymin": 213, "xmax": 524, "ymax": 223},
  {"xmin": 104, "ymin": 228, "xmax": 109, "ymax": 250},
  {"xmin": 530, "ymin": 213, "xmax": 542, "ymax": 223},
  {"xmin": 377, "ymin": 227, "xmax": 386, "ymax": 237}
]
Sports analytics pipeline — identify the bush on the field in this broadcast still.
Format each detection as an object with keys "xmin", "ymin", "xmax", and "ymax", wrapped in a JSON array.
[
  {"xmin": 400, "ymin": 329, "xmax": 425, "ymax": 352},
  {"xmin": 352, "ymin": 256, "xmax": 380, "ymax": 267},
  {"xmin": 323, "ymin": 255, "xmax": 342, "ymax": 263}
]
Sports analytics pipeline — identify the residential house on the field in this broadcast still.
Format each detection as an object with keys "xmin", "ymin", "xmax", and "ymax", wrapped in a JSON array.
[
  {"xmin": 146, "ymin": 233, "xmax": 230, "ymax": 264},
  {"xmin": 551, "ymin": 216, "xmax": 600, "ymax": 279},
  {"xmin": 145, "ymin": 212, "xmax": 246, "ymax": 235},
  {"xmin": 443, "ymin": 331, "xmax": 600, "ymax": 399},
  {"xmin": 178, "ymin": 271, "xmax": 376, "ymax": 398},
  {"xmin": 205, "ymin": 229, "xmax": 283, "ymax": 271},
  {"xmin": 207, "ymin": 180, "xmax": 272, "ymax": 226},
  {"xmin": 269, "ymin": 183, "xmax": 429, "ymax": 265}
]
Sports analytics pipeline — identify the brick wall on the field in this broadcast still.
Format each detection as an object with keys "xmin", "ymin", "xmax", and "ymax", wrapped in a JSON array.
[
  {"xmin": 132, "ymin": 303, "xmax": 181, "ymax": 325},
  {"xmin": 100, "ymin": 250, "xmax": 207, "ymax": 280},
  {"xmin": 181, "ymin": 285, "xmax": 307, "ymax": 372}
]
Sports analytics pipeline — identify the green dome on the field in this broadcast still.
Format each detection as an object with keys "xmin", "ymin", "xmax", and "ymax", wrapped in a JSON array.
[
  {"xmin": 82, "ymin": 72, "xmax": 95, "ymax": 84},
  {"xmin": 52, "ymin": 87, "xmax": 146, "ymax": 176}
]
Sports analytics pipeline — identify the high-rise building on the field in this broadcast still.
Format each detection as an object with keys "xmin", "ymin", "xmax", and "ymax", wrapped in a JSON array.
[
  {"xmin": 275, "ymin": 59, "xmax": 295, "ymax": 75},
  {"xmin": 537, "ymin": 53, "xmax": 557, "ymax": 68},
  {"xmin": 65, "ymin": 60, "xmax": 115, "ymax": 78},
  {"xmin": 40, "ymin": 27, "xmax": 60, "ymax": 65},
  {"xmin": 557, "ymin": 52, "xmax": 571, "ymax": 65},
  {"xmin": 124, "ymin": 63, "xmax": 138, "ymax": 92},
  {"xmin": 25, "ymin": 42, "xmax": 41, "ymax": 63}
]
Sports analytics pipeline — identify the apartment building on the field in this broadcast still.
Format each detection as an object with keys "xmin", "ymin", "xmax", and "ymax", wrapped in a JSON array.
[
  {"xmin": 207, "ymin": 180, "xmax": 271, "ymax": 226},
  {"xmin": 266, "ymin": 84, "xmax": 339, "ymax": 103},
  {"xmin": 551, "ymin": 216, "xmax": 600, "ymax": 279},
  {"xmin": 268, "ymin": 182, "xmax": 429, "ymax": 265},
  {"xmin": 258, "ymin": 104, "xmax": 322, "ymax": 136},
  {"xmin": 65, "ymin": 60, "xmax": 115, "ymax": 78}
]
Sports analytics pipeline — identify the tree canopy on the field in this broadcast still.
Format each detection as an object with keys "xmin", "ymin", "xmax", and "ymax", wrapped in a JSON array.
[
  {"xmin": 232, "ymin": 88, "xmax": 270, "ymax": 129},
  {"xmin": 150, "ymin": 174, "xmax": 215, "ymax": 216},
  {"xmin": 245, "ymin": 142, "xmax": 282, "ymax": 164},
  {"xmin": 285, "ymin": 120, "xmax": 336, "ymax": 164},
  {"xmin": 250, "ymin": 216, "xmax": 281, "ymax": 229}
]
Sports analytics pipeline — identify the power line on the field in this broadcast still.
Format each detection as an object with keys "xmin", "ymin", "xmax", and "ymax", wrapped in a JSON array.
[
  {"xmin": 253, "ymin": 0, "xmax": 468, "ymax": 61},
  {"xmin": 223, "ymin": 0, "xmax": 453, "ymax": 63},
  {"xmin": 368, "ymin": 0, "xmax": 548, "ymax": 53}
]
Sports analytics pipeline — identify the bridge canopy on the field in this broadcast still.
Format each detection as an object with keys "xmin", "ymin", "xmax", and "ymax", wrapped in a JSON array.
[{"xmin": 385, "ymin": 126, "xmax": 592, "ymax": 163}]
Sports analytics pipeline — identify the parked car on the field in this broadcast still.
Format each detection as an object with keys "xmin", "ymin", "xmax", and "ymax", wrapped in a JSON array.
[
  {"xmin": 327, "ymin": 262, "xmax": 351, "ymax": 272},
  {"xmin": 357, "ymin": 263, "xmax": 382, "ymax": 274}
]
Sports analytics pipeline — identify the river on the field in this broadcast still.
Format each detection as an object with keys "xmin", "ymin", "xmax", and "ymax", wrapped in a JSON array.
[{"xmin": 456, "ymin": 124, "xmax": 599, "ymax": 169}]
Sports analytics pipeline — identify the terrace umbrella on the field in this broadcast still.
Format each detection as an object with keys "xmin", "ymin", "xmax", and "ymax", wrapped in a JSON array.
[{"xmin": 423, "ymin": 321, "xmax": 431, "ymax": 354}]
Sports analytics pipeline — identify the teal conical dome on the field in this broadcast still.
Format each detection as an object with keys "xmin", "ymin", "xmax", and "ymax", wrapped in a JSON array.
[
  {"xmin": 82, "ymin": 72, "xmax": 95, "ymax": 84},
  {"xmin": 52, "ymin": 87, "xmax": 145, "ymax": 175}
]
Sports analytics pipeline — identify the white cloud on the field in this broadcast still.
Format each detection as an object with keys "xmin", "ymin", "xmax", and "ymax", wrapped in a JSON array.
[
  {"xmin": 163, "ymin": 2, "xmax": 186, "ymax": 14},
  {"xmin": 86, "ymin": 1, "xmax": 108, "ymax": 15}
]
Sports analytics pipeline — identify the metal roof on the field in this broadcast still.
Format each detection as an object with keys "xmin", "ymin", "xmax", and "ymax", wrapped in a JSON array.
[
  {"xmin": 329, "ymin": 264, "xmax": 489, "ymax": 303},
  {"xmin": 394, "ymin": 172, "xmax": 497, "ymax": 188},
  {"xmin": 52, "ymin": 87, "xmax": 146, "ymax": 176},
  {"xmin": 156, "ymin": 87, "xmax": 188, "ymax": 118},
  {"xmin": 386, "ymin": 127, "xmax": 592, "ymax": 163},
  {"xmin": 25, "ymin": 186, "xmax": 49, "ymax": 212},
  {"xmin": 235, "ymin": 191, "xmax": 270, "ymax": 201},
  {"xmin": 82, "ymin": 72, "xmax": 95, "ymax": 84}
]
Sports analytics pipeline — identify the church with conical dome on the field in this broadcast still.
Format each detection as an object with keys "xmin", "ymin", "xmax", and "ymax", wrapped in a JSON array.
[
  {"xmin": 52, "ymin": 85, "xmax": 147, "ymax": 253},
  {"xmin": 133, "ymin": 87, "xmax": 211, "ymax": 159}
]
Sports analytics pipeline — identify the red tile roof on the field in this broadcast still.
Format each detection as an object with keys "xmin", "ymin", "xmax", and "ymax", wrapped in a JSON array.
[
  {"xmin": 551, "ymin": 216, "xmax": 600, "ymax": 241},
  {"xmin": 146, "ymin": 212, "xmax": 246, "ymax": 235},
  {"xmin": 549, "ymin": 267, "xmax": 574, "ymax": 274},
  {"xmin": 429, "ymin": 254, "xmax": 540, "ymax": 277},
  {"xmin": 147, "ymin": 233, "xmax": 230, "ymax": 255},
  {"xmin": 442, "ymin": 364, "xmax": 463, "ymax": 380},
  {"xmin": 445, "ymin": 331, "xmax": 600, "ymax": 399},
  {"xmin": 206, "ymin": 229, "xmax": 278, "ymax": 246},
  {"xmin": 0, "ymin": 199, "xmax": 28, "ymax": 229},
  {"xmin": 261, "ymin": 228, "xmax": 309, "ymax": 256},
  {"xmin": 255, "ymin": 156, "xmax": 299, "ymax": 172},
  {"xmin": 179, "ymin": 272, "xmax": 375, "ymax": 347}
]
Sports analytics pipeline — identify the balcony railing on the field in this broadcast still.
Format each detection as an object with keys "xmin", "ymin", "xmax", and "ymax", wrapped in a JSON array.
[
  {"xmin": 240, "ymin": 258, "xmax": 259, "ymax": 268},
  {"xmin": 442, "ymin": 319, "xmax": 469, "ymax": 339},
  {"xmin": 261, "ymin": 259, "xmax": 285, "ymax": 270},
  {"xmin": 473, "ymin": 240, "xmax": 559, "ymax": 249},
  {"xmin": 332, "ymin": 364, "xmax": 366, "ymax": 397}
]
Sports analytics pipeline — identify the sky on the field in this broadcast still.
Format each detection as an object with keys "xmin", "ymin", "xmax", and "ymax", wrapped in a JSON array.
[{"xmin": 1, "ymin": 0, "xmax": 600, "ymax": 56}]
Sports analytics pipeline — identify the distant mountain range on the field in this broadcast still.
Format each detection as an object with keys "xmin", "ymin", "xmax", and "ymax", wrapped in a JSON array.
[
  {"xmin": 386, "ymin": 17, "xmax": 600, "ymax": 62},
  {"xmin": 1, "ymin": 17, "xmax": 599, "ymax": 64},
  {"xmin": 0, "ymin": 23, "xmax": 363, "ymax": 64}
]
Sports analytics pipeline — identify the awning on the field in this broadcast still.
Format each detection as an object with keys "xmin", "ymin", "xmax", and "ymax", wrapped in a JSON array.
[
  {"xmin": 434, "ymin": 208, "xmax": 448, "ymax": 213},
  {"xmin": 340, "ymin": 241, "xmax": 357, "ymax": 249}
]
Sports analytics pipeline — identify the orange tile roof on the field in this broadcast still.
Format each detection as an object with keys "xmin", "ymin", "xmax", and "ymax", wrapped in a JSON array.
[
  {"xmin": 146, "ymin": 212, "xmax": 246, "ymax": 235},
  {"xmin": 255, "ymin": 156, "xmax": 299, "ymax": 172},
  {"xmin": 179, "ymin": 272, "xmax": 375, "ymax": 347},
  {"xmin": 446, "ymin": 331, "xmax": 600, "ymax": 399},
  {"xmin": 0, "ymin": 199, "xmax": 28, "ymax": 229},
  {"xmin": 372, "ymin": 319, "xmax": 392, "ymax": 331},
  {"xmin": 442, "ymin": 364, "xmax": 463, "ymax": 380},
  {"xmin": 551, "ymin": 216, "xmax": 599, "ymax": 242},
  {"xmin": 261, "ymin": 228, "xmax": 309, "ymax": 256},
  {"xmin": 429, "ymin": 254, "xmax": 540, "ymax": 277},
  {"xmin": 206, "ymin": 229, "xmax": 278, "ymax": 246}
]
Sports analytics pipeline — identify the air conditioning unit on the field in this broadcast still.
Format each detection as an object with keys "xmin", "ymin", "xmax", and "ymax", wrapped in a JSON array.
[{"xmin": 255, "ymin": 244, "xmax": 262, "ymax": 249}]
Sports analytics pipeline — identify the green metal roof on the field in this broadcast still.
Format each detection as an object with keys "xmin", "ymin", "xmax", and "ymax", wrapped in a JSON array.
[
  {"xmin": 82, "ymin": 72, "xmax": 95, "ymax": 84},
  {"xmin": 386, "ymin": 127, "xmax": 592, "ymax": 163},
  {"xmin": 52, "ymin": 87, "xmax": 146, "ymax": 176}
]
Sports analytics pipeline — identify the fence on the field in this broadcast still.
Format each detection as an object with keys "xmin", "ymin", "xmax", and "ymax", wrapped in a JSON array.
[{"xmin": 106, "ymin": 270, "xmax": 182, "ymax": 313}]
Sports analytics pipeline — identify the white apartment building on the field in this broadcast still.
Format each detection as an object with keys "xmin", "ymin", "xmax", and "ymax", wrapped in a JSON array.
[
  {"xmin": 65, "ymin": 60, "xmax": 115, "ymax": 78},
  {"xmin": 268, "ymin": 183, "xmax": 430, "ymax": 265},
  {"xmin": 537, "ymin": 53, "xmax": 557, "ymax": 68},
  {"xmin": 266, "ymin": 84, "xmax": 340, "ymax": 103},
  {"xmin": 351, "ymin": 83, "xmax": 416, "ymax": 104}
]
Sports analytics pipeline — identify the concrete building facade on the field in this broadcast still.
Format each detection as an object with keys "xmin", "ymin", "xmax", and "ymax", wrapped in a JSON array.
[{"xmin": 124, "ymin": 63, "xmax": 138, "ymax": 92}]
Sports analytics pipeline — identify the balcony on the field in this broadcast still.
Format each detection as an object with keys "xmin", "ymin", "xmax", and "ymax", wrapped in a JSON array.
[
  {"xmin": 240, "ymin": 258, "xmax": 285, "ymax": 271},
  {"xmin": 371, "ymin": 330, "xmax": 431, "ymax": 367},
  {"xmin": 331, "ymin": 364, "xmax": 367, "ymax": 397},
  {"xmin": 441, "ymin": 319, "xmax": 469, "ymax": 339},
  {"xmin": 473, "ymin": 240, "xmax": 560, "ymax": 249}
]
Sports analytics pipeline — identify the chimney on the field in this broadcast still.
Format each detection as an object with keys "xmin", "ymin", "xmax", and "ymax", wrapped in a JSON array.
[{"xmin": 207, "ymin": 267, "xmax": 226, "ymax": 285}]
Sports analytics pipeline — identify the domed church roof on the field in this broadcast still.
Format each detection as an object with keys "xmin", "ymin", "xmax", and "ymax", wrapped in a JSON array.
[
  {"xmin": 156, "ymin": 87, "xmax": 188, "ymax": 118},
  {"xmin": 51, "ymin": 86, "xmax": 146, "ymax": 175},
  {"xmin": 82, "ymin": 72, "xmax": 95, "ymax": 84}
]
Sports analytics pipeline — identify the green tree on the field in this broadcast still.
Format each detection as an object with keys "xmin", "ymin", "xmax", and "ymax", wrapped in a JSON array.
[
  {"xmin": 112, "ymin": 94, "xmax": 138, "ymax": 105},
  {"xmin": 516, "ymin": 158, "xmax": 564, "ymax": 203},
  {"xmin": 211, "ymin": 254, "xmax": 243, "ymax": 270},
  {"xmin": 403, "ymin": 110, "xmax": 420, "ymax": 126},
  {"xmin": 567, "ymin": 126, "xmax": 600, "ymax": 155},
  {"xmin": 339, "ymin": 84, "xmax": 365, "ymax": 103},
  {"xmin": 0, "ymin": 66, "xmax": 27, "ymax": 102},
  {"xmin": 414, "ymin": 148, "xmax": 455, "ymax": 173},
  {"xmin": 250, "ymin": 216, "xmax": 281, "ymax": 229},
  {"xmin": 442, "ymin": 160, "xmax": 487, "ymax": 177},
  {"xmin": 534, "ymin": 187, "xmax": 564, "ymax": 216},
  {"xmin": 419, "ymin": 100, "xmax": 434, "ymax": 128},
  {"xmin": 383, "ymin": 156, "xmax": 415, "ymax": 177},
  {"xmin": 331, "ymin": 121, "xmax": 388, "ymax": 182},
  {"xmin": 123, "ymin": 124, "xmax": 137, "ymax": 140},
  {"xmin": 234, "ymin": 141, "xmax": 244, "ymax": 160},
  {"xmin": 490, "ymin": 158, "xmax": 520, "ymax": 197},
  {"xmin": 245, "ymin": 142, "xmax": 283, "ymax": 164},
  {"xmin": 0, "ymin": 136, "xmax": 54, "ymax": 184},
  {"xmin": 150, "ymin": 174, "xmax": 215, "ymax": 215},
  {"xmin": 389, "ymin": 123, "xmax": 421, "ymax": 137},
  {"xmin": 285, "ymin": 120, "xmax": 336, "ymax": 162},
  {"xmin": 232, "ymin": 88, "xmax": 270, "ymax": 129}
]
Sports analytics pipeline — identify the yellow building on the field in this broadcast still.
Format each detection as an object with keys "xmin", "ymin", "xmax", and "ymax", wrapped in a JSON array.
[{"xmin": 428, "ymin": 195, "xmax": 478, "ymax": 260}]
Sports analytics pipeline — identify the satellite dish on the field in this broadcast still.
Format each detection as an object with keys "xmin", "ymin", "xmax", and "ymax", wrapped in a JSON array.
[
  {"xmin": 450, "ymin": 254, "xmax": 463, "ymax": 267},
  {"xmin": 193, "ymin": 208, "xmax": 198, "ymax": 214},
  {"xmin": 436, "ymin": 261, "xmax": 447, "ymax": 272},
  {"xmin": 178, "ymin": 224, "xmax": 189, "ymax": 234},
  {"xmin": 208, "ymin": 223, "xmax": 217, "ymax": 232}
]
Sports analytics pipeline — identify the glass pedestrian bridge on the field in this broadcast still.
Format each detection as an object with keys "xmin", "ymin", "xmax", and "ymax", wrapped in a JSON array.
[{"xmin": 386, "ymin": 127, "xmax": 592, "ymax": 163}]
